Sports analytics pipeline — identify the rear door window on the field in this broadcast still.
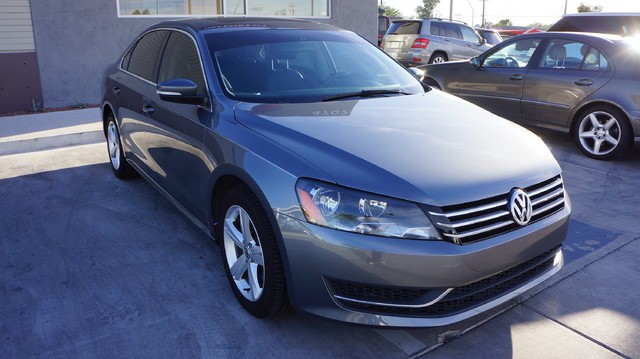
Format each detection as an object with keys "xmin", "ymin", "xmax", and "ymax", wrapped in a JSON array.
[
  {"xmin": 430, "ymin": 22, "xmax": 444, "ymax": 36},
  {"xmin": 443, "ymin": 23, "xmax": 462, "ymax": 39},
  {"xmin": 539, "ymin": 39, "xmax": 608, "ymax": 71},
  {"xmin": 125, "ymin": 30, "xmax": 169, "ymax": 82}
]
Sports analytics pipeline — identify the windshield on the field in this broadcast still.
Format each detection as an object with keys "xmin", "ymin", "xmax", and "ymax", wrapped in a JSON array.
[{"xmin": 204, "ymin": 29, "xmax": 423, "ymax": 103}]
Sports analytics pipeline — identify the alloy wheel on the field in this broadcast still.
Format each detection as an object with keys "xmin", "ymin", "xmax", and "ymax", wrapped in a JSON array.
[
  {"xmin": 107, "ymin": 121, "xmax": 121, "ymax": 170},
  {"xmin": 223, "ymin": 205, "xmax": 265, "ymax": 302},
  {"xmin": 577, "ymin": 111, "xmax": 621, "ymax": 157}
]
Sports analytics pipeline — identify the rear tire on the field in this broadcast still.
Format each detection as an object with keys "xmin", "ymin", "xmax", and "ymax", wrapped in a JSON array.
[
  {"xmin": 217, "ymin": 184, "xmax": 289, "ymax": 318},
  {"xmin": 106, "ymin": 113, "xmax": 137, "ymax": 178},
  {"xmin": 573, "ymin": 105, "xmax": 632, "ymax": 160},
  {"xmin": 428, "ymin": 52, "xmax": 448, "ymax": 64}
]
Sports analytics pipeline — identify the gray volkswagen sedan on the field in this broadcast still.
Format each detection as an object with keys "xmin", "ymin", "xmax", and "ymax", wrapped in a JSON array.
[
  {"xmin": 420, "ymin": 32, "xmax": 640, "ymax": 160},
  {"xmin": 101, "ymin": 18, "xmax": 570, "ymax": 327}
]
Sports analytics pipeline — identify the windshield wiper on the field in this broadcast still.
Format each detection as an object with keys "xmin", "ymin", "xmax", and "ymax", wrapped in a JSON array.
[{"xmin": 322, "ymin": 89, "xmax": 412, "ymax": 102}]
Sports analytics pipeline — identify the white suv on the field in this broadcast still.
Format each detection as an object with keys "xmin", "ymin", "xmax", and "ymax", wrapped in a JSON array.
[{"xmin": 382, "ymin": 19, "xmax": 492, "ymax": 66}]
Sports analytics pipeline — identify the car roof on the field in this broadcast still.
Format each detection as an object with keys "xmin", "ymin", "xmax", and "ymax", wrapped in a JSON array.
[
  {"xmin": 148, "ymin": 17, "xmax": 340, "ymax": 33},
  {"xmin": 561, "ymin": 12, "xmax": 640, "ymax": 17},
  {"xmin": 514, "ymin": 31, "xmax": 624, "ymax": 42},
  {"xmin": 393, "ymin": 18, "xmax": 468, "ymax": 24}
]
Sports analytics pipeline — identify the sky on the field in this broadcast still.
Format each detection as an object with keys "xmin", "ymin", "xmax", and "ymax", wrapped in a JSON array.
[{"xmin": 385, "ymin": 0, "xmax": 640, "ymax": 27}]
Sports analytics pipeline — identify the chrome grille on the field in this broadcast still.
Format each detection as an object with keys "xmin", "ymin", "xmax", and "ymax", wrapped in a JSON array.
[{"xmin": 429, "ymin": 176, "xmax": 565, "ymax": 245}]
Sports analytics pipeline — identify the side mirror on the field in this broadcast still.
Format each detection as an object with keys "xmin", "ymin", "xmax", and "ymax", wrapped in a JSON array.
[
  {"xmin": 480, "ymin": 38, "xmax": 487, "ymax": 45},
  {"xmin": 407, "ymin": 67, "xmax": 425, "ymax": 81},
  {"xmin": 157, "ymin": 79, "xmax": 207, "ymax": 105},
  {"xmin": 470, "ymin": 56, "xmax": 481, "ymax": 68}
]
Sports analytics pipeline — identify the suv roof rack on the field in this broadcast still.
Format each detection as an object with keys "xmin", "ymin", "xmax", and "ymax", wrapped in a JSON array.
[{"xmin": 423, "ymin": 18, "xmax": 468, "ymax": 25}]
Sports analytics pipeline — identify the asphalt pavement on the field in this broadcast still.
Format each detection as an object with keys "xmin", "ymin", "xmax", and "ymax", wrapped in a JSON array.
[{"xmin": 1, "ymin": 108, "xmax": 638, "ymax": 358}]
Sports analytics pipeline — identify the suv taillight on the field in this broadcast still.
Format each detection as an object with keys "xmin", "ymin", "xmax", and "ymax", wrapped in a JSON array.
[{"xmin": 411, "ymin": 38, "xmax": 430, "ymax": 49}]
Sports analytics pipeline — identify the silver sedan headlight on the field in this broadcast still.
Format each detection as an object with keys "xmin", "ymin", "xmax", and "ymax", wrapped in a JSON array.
[{"xmin": 295, "ymin": 179, "xmax": 441, "ymax": 240}]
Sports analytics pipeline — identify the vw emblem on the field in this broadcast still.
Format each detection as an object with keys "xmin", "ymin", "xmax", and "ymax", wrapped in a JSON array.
[{"xmin": 509, "ymin": 189, "xmax": 532, "ymax": 226}]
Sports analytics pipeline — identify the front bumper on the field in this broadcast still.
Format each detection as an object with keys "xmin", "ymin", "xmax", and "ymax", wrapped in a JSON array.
[{"xmin": 275, "ymin": 200, "xmax": 570, "ymax": 327}]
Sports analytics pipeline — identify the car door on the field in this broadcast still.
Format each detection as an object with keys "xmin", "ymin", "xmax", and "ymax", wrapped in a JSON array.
[
  {"xmin": 442, "ymin": 22, "xmax": 466, "ymax": 60},
  {"xmin": 521, "ymin": 38, "xmax": 614, "ymax": 129},
  {"xmin": 457, "ymin": 37, "xmax": 543, "ymax": 121},
  {"xmin": 142, "ymin": 30, "xmax": 212, "ymax": 222},
  {"xmin": 460, "ymin": 25, "xmax": 487, "ymax": 58},
  {"xmin": 116, "ymin": 30, "xmax": 169, "ymax": 174}
]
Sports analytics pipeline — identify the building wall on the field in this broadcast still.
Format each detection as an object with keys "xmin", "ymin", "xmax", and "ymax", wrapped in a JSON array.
[
  {"xmin": 29, "ymin": 0, "xmax": 377, "ymax": 109},
  {"xmin": 0, "ymin": 0, "xmax": 42, "ymax": 113}
]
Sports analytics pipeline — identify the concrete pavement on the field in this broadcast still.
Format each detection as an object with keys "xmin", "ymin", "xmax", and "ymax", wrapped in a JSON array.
[{"xmin": 0, "ymin": 108, "xmax": 638, "ymax": 358}]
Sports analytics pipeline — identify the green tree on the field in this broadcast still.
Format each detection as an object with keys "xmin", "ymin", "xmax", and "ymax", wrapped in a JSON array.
[
  {"xmin": 415, "ymin": 0, "xmax": 440, "ymax": 19},
  {"xmin": 142, "ymin": 8, "xmax": 151, "ymax": 15},
  {"xmin": 380, "ymin": 5, "xmax": 402, "ymax": 17},
  {"xmin": 495, "ymin": 19, "xmax": 513, "ymax": 27},
  {"xmin": 527, "ymin": 22, "xmax": 551, "ymax": 29},
  {"xmin": 132, "ymin": 9, "xmax": 141, "ymax": 15},
  {"xmin": 577, "ymin": 3, "xmax": 603, "ymax": 12}
]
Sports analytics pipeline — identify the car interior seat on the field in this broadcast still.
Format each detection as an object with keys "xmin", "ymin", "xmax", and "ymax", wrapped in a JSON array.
[
  {"xmin": 580, "ymin": 44, "xmax": 600, "ymax": 71},
  {"xmin": 548, "ymin": 44, "xmax": 567, "ymax": 68},
  {"xmin": 266, "ymin": 47, "xmax": 306, "ymax": 92}
]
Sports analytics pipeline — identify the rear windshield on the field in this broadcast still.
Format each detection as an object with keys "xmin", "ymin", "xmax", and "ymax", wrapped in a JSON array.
[
  {"xmin": 386, "ymin": 21, "xmax": 422, "ymax": 35},
  {"xmin": 479, "ymin": 30, "xmax": 503, "ymax": 45},
  {"xmin": 549, "ymin": 15, "xmax": 640, "ymax": 36}
]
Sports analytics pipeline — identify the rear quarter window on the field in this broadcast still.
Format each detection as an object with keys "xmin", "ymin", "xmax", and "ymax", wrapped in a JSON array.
[{"xmin": 387, "ymin": 22, "xmax": 422, "ymax": 35}]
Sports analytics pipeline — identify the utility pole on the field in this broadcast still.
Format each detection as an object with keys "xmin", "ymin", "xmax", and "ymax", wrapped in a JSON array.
[
  {"xmin": 481, "ymin": 0, "xmax": 486, "ymax": 28},
  {"xmin": 450, "ymin": 0, "xmax": 453, "ymax": 21},
  {"xmin": 564, "ymin": 0, "xmax": 568, "ymax": 15}
]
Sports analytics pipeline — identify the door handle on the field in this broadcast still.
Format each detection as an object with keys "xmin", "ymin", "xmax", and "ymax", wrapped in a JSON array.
[
  {"xmin": 142, "ymin": 105, "xmax": 155, "ymax": 117},
  {"xmin": 112, "ymin": 87, "xmax": 121, "ymax": 96},
  {"xmin": 509, "ymin": 74, "xmax": 524, "ymax": 81},
  {"xmin": 574, "ymin": 79, "xmax": 594, "ymax": 86}
]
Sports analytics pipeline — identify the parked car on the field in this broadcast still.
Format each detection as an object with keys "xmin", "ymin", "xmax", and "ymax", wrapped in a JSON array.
[
  {"xmin": 382, "ymin": 18, "xmax": 492, "ymax": 65},
  {"xmin": 475, "ymin": 28, "xmax": 504, "ymax": 45},
  {"xmin": 420, "ymin": 32, "xmax": 640, "ymax": 160},
  {"xmin": 378, "ymin": 14, "xmax": 402, "ymax": 47},
  {"xmin": 548, "ymin": 12, "xmax": 640, "ymax": 36},
  {"xmin": 101, "ymin": 18, "xmax": 570, "ymax": 327}
]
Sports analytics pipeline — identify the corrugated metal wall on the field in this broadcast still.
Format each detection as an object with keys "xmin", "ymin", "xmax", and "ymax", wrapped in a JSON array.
[
  {"xmin": 0, "ymin": 0, "xmax": 42, "ymax": 113},
  {"xmin": 0, "ymin": 0, "xmax": 35, "ymax": 53}
]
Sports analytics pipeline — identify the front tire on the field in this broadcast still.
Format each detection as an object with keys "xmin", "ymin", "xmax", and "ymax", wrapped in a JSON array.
[
  {"xmin": 106, "ymin": 113, "xmax": 136, "ymax": 178},
  {"xmin": 574, "ymin": 105, "xmax": 632, "ymax": 160},
  {"xmin": 217, "ymin": 184, "xmax": 289, "ymax": 318}
]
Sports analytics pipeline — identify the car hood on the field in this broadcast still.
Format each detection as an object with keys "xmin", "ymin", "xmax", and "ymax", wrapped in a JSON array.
[{"xmin": 234, "ymin": 92, "xmax": 561, "ymax": 206}]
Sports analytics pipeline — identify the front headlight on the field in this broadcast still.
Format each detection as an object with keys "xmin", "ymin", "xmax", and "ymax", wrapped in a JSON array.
[{"xmin": 295, "ymin": 179, "xmax": 441, "ymax": 240}]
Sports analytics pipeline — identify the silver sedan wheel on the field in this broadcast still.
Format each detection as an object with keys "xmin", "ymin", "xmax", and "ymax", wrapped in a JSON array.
[
  {"xmin": 223, "ymin": 205, "xmax": 265, "ymax": 302},
  {"xmin": 107, "ymin": 121, "xmax": 121, "ymax": 170},
  {"xmin": 577, "ymin": 111, "xmax": 621, "ymax": 156},
  {"xmin": 432, "ymin": 56, "xmax": 446, "ymax": 64}
]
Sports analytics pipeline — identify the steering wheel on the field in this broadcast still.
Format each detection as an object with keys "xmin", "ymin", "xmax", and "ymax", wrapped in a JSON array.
[
  {"xmin": 321, "ymin": 72, "xmax": 354, "ymax": 87},
  {"xmin": 504, "ymin": 56, "xmax": 519, "ymax": 68}
]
